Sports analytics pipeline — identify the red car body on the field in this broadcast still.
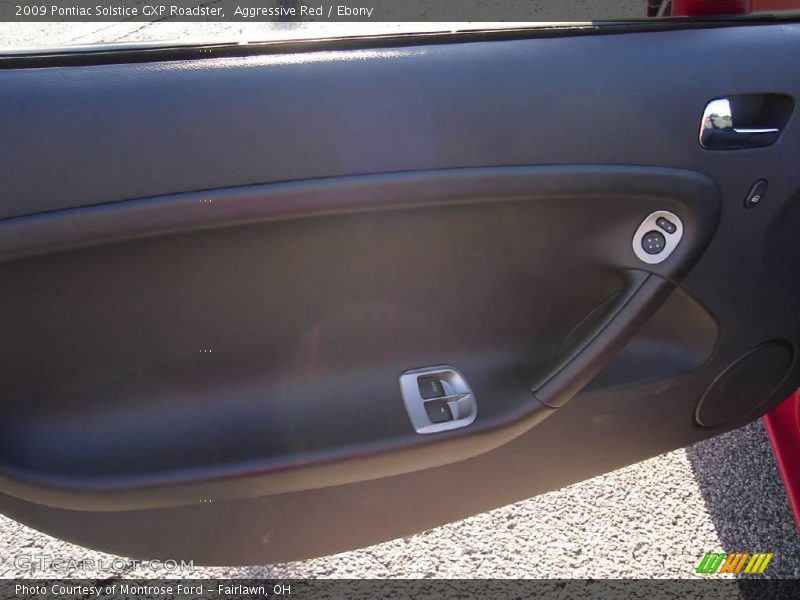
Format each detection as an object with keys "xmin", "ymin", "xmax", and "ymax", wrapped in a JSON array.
[{"xmin": 765, "ymin": 391, "xmax": 800, "ymax": 529}]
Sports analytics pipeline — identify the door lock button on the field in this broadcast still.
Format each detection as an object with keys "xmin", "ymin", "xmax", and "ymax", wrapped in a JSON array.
[
  {"xmin": 418, "ymin": 375, "xmax": 445, "ymax": 399},
  {"xmin": 745, "ymin": 179, "xmax": 768, "ymax": 209},
  {"xmin": 656, "ymin": 217, "xmax": 677, "ymax": 234},
  {"xmin": 424, "ymin": 399, "xmax": 453, "ymax": 423},
  {"xmin": 641, "ymin": 230, "xmax": 666, "ymax": 255}
]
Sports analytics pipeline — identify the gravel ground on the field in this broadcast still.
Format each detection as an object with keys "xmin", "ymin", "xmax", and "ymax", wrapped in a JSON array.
[{"xmin": 1, "ymin": 421, "xmax": 798, "ymax": 578}]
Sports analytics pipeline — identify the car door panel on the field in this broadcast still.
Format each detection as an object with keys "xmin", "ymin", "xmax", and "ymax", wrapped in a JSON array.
[
  {"xmin": 0, "ymin": 166, "xmax": 716, "ymax": 511},
  {"xmin": 0, "ymin": 23, "xmax": 798, "ymax": 563}
]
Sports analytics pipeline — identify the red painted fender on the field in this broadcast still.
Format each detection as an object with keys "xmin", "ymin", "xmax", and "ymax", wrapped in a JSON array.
[
  {"xmin": 764, "ymin": 389, "xmax": 800, "ymax": 530},
  {"xmin": 672, "ymin": 0, "xmax": 752, "ymax": 14},
  {"xmin": 671, "ymin": 0, "xmax": 800, "ymax": 14}
]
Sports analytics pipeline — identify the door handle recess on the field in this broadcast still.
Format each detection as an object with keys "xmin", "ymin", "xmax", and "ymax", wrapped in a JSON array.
[{"xmin": 699, "ymin": 96, "xmax": 791, "ymax": 150}]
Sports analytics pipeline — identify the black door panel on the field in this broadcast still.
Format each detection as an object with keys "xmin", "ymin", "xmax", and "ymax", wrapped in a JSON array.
[
  {"xmin": 0, "ymin": 24, "xmax": 799, "ymax": 563},
  {"xmin": 0, "ymin": 166, "xmax": 715, "ymax": 510}
]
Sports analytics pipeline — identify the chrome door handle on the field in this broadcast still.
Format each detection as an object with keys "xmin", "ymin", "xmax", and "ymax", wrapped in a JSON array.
[
  {"xmin": 699, "ymin": 98, "xmax": 781, "ymax": 149},
  {"xmin": 730, "ymin": 127, "xmax": 780, "ymax": 135}
]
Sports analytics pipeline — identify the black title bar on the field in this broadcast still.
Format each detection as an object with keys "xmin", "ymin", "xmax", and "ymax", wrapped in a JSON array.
[{"xmin": 3, "ymin": 0, "xmax": 647, "ymax": 22}]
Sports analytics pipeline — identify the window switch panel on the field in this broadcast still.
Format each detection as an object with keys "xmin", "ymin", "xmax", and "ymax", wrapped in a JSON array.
[{"xmin": 400, "ymin": 366, "xmax": 477, "ymax": 434}]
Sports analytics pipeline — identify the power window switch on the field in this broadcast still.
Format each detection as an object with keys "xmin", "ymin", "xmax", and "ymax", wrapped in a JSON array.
[
  {"xmin": 418, "ymin": 375, "xmax": 445, "ymax": 399},
  {"xmin": 424, "ymin": 399, "xmax": 453, "ymax": 424}
]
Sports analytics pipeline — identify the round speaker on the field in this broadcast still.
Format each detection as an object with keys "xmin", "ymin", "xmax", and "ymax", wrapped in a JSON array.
[{"xmin": 695, "ymin": 340, "xmax": 795, "ymax": 428}]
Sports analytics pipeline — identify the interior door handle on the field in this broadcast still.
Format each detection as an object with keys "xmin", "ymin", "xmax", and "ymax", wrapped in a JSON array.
[
  {"xmin": 699, "ymin": 98, "xmax": 782, "ymax": 149},
  {"xmin": 730, "ymin": 127, "xmax": 780, "ymax": 135}
]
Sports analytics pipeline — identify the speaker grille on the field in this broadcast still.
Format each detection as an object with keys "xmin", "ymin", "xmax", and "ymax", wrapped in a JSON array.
[{"xmin": 695, "ymin": 340, "xmax": 795, "ymax": 428}]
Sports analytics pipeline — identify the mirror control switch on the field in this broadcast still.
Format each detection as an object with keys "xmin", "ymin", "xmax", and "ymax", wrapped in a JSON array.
[
  {"xmin": 424, "ymin": 399, "xmax": 454, "ymax": 423},
  {"xmin": 632, "ymin": 211, "xmax": 683, "ymax": 265},
  {"xmin": 641, "ymin": 230, "xmax": 666, "ymax": 255}
]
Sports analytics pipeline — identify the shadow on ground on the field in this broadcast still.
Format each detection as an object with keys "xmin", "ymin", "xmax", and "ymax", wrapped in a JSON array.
[{"xmin": 686, "ymin": 420, "xmax": 800, "ymax": 585}]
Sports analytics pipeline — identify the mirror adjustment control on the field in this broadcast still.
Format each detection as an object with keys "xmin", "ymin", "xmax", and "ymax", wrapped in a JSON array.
[
  {"xmin": 400, "ymin": 366, "xmax": 477, "ymax": 434},
  {"xmin": 632, "ymin": 211, "xmax": 684, "ymax": 265},
  {"xmin": 641, "ymin": 230, "xmax": 666, "ymax": 255},
  {"xmin": 418, "ymin": 375, "xmax": 445, "ymax": 399},
  {"xmin": 424, "ymin": 399, "xmax": 453, "ymax": 423}
]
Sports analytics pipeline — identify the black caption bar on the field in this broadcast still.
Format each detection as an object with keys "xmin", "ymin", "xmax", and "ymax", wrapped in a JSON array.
[
  {"xmin": 1, "ymin": 0, "xmax": 646, "ymax": 22},
  {"xmin": 2, "ymin": 579, "xmax": 800, "ymax": 600}
]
